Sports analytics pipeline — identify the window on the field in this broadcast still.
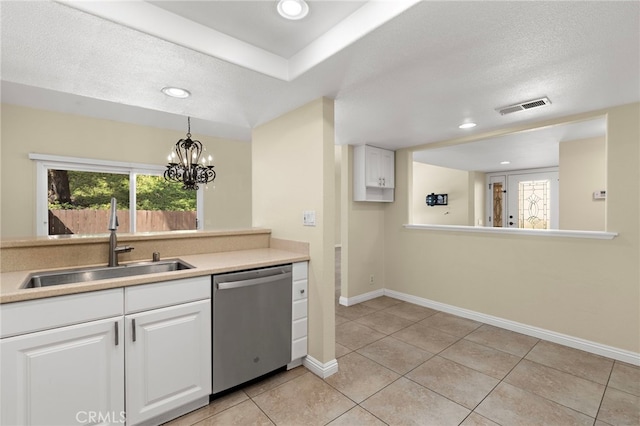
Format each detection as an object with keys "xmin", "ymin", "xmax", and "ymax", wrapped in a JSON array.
[{"xmin": 32, "ymin": 154, "xmax": 202, "ymax": 236}]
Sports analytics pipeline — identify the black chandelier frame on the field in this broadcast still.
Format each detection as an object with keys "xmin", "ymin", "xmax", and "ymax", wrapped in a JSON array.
[{"xmin": 164, "ymin": 117, "xmax": 216, "ymax": 190}]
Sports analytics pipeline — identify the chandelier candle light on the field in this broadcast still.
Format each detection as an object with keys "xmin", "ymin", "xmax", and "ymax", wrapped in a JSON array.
[{"xmin": 164, "ymin": 117, "xmax": 216, "ymax": 190}]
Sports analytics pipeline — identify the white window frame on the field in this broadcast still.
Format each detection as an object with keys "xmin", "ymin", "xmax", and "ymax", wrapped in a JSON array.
[{"xmin": 30, "ymin": 153, "xmax": 204, "ymax": 236}]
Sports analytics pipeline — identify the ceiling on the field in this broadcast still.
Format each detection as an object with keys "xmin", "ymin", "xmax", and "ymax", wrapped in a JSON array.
[
  {"xmin": 412, "ymin": 117, "xmax": 607, "ymax": 173},
  {"xmin": 1, "ymin": 1, "xmax": 638, "ymax": 152}
]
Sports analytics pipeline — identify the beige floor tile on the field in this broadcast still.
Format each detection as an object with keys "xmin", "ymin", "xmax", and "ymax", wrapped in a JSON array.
[
  {"xmin": 336, "ymin": 321, "xmax": 385, "ymax": 350},
  {"xmin": 419, "ymin": 312, "xmax": 482, "ymax": 338},
  {"xmin": 459, "ymin": 412, "xmax": 500, "ymax": 426},
  {"xmin": 336, "ymin": 303, "xmax": 379, "ymax": 321},
  {"xmin": 355, "ymin": 310, "xmax": 414, "ymax": 335},
  {"xmin": 382, "ymin": 302, "xmax": 438, "ymax": 321},
  {"xmin": 597, "ymin": 387, "xmax": 640, "ymax": 426},
  {"xmin": 335, "ymin": 342, "xmax": 352, "ymax": 358},
  {"xmin": 361, "ymin": 377, "xmax": 470, "ymax": 425},
  {"xmin": 326, "ymin": 406, "xmax": 386, "ymax": 426},
  {"xmin": 361, "ymin": 296, "xmax": 403, "ymax": 310},
  {"xmin": 476, "ymin": 382, "xmax": 594, "ymax": 426},
  {"xmin": 164, "ymin": 390, "xmax": 248, "ymax": 426},
  {"xmin": 440, "ymin": 339, "xmax": 521, "ymax": 380},
  {"xmin": 194, "ymin": 399, "xmax": 273, "ymax": 426},
  {"xmin": 357, "ymin": 336, "xmax": 433, "ymax": 375},
  {"xmin": 391, "ymin": 322, "xmax": 460, "ymax": 354},
  {"xmin": 335, "ymin": 315, "xmax": 350, "ymax": 325},
  {"xmin": 407, "ymin": 356, "xmax": 499, "ymax": 410},
  {"xmin": 464, "ymin": 324, "xmax": 539, "ymax": 357},
  {"xmin": 526, "ymin": 340, "xmax": 613, "ymax": 384},
  {"xmin": 504, "ymin": 359, "xmax": 605, "ymax": 417},
  {"xmin": 243, "ymin": 366, "xmax": 308, "ymax": 398},
  {"xmin": 253, "ymin": 373, "xmax": 355, "ymax": 426},
  {"xmin": 609, "ymin": 362, "xmax": 640, "ymax": 396},
  {"xmin": 324, "ymin": 352, "xmax": 400, "ymax": 403}
]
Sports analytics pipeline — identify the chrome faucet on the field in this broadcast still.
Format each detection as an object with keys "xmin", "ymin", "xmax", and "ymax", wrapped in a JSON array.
[{"xmin": 108, "ymin": 197, "xmax": 133, "ymax": 267}]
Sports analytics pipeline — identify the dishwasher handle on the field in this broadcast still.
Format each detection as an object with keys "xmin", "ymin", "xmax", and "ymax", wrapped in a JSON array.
[{"xmin": 217, "ymin": 271, "xmax": 292, "ymax": 290}]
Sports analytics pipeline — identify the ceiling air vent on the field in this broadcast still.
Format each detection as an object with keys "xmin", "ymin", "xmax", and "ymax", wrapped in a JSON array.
[{"xmin": 496, "ymin": 97, "xmax": 551, "ymax": 115}]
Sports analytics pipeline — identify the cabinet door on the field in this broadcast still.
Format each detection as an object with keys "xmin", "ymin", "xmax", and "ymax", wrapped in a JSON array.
[
  {"xmin": 380, "ymin": 149, "xmax": 395, "ymax": 188},
  {"xmin": 125, "ymin": 300, "xmax": 211, "ymax": 426},
  {"xmin": 364, "ymin": 146, "xmax": 383, "ymax": 187},
  {"xmin": 1, "ymin": 317, "xmax": 124, "ymax": 426}
]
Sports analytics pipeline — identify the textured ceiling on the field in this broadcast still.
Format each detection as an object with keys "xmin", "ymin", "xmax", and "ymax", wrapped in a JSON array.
[{"xmin": 1, "ymin": 1, "xmax": 638, "ymax": 153}]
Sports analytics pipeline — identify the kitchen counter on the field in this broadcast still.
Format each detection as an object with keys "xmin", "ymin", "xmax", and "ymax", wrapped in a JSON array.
[{"xmin": 0, "ymin": 248, "xmax": 309, "ymax": 304}]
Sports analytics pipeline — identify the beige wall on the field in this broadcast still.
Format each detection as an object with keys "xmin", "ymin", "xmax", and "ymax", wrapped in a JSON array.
[
  {"xmin": 334, "ymin": 145, "xmax": 342, "ymax": 246},
  {"xmin": 0, "ymin": 104, "xmax": 252, "ymax": 238},
  {"xmin": 340, "ymin": 145, "xmax": 386, "ymax": 299},
  {"xmin": 252, "ymin": 98, "xmax": 335, "ymax": 364},
  {"xmin": 559, "ymin": 136, "xmax": 606, "ymax": 231},
  {"xmin": 412, "ymin": 162, "xmax": 470, "ymax": 225},
  {"xmin": 471, "ymin": 172, "xmax": 486, "ymax": 226},
  {"xmin": 380, "ymin": 104, "xmax": 640, "ymax": 353}
]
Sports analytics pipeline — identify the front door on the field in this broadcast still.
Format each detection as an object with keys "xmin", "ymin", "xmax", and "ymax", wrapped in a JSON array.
[{"xmin": 506, "ymin": 170, "xmax": 559, "ymax": 229}]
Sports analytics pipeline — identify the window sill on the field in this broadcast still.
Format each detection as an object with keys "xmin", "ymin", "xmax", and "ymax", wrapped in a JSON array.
[{"xmin": 403, "ymin": 224, "xmax": 618, "ymax": 240}]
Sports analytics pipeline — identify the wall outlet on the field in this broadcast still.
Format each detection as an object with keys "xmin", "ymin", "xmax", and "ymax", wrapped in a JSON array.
[{"xmin": 369, "ymin": 274, "xmax": 374, "ymax": 285}]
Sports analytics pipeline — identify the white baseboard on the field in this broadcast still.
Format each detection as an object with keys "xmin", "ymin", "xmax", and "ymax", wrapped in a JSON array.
[
  {"xmin": 339, "ymin": 288, "xmax": 384, "ymax": 306},
  {"xmin": 303, "ymin": 355, "xmax": 339, "ymax": 378},
  {"xmin": 383, "ymin": 289, "xmax": 640, "ymax": 366}
]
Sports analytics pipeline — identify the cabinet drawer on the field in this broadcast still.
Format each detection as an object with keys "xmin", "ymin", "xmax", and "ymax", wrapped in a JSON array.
[
  {"xmin": 125, "ymin": 276, "xmax": 210, "ymax": 314},
  {"xmin": 293, "ymin": 262, "xmax": 308, "ymax": 281},
  {"xmin": 292, "ymin": 318, "xmax": 307, "ymax": 340},
  {"xmin": 0, "ymin": 289, "xmax": 123, "ymax": 338},
  {"xmin": 292, "ymin": 337, "xmax": 307, "ymax": 360},
  {"xmin": 292, "ymin": 299, "xmax": 307, "ymax": 321},
  {"xmin": 293, "ymin": 280, "xmax": 308, "ymax": 301}
]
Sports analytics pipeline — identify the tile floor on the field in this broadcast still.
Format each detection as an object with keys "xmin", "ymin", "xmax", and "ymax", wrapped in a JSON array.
[{"xmin": 165, "ymin": 294, "xmax": 640, "ymax": 426}]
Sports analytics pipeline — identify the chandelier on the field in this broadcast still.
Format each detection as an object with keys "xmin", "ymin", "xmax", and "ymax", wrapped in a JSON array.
[{"xmin": 164, "ymin": 117, "xmax": 216, "ymax": 190}]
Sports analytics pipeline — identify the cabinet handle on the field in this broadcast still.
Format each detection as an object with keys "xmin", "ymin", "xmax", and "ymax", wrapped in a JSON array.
[
  {"xmin": 132, "ymin": 319, "xmax": 136, "ymax": 342},
  {"xmin": 300, "ymin": 289, "xmax": 305, "ymax": 294},
  {"xmin": 382, "ymin": 177, "xmax": 386, "ymax": 186},
  {"xmin": 114, "ymin": 321, "xmax": 119, "ymax": 346}
]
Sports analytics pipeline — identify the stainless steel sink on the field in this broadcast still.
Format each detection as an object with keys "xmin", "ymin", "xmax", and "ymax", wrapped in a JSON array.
[{"xmin": 21, "ymin": 259, "xmax": 194, "ymax": 289}]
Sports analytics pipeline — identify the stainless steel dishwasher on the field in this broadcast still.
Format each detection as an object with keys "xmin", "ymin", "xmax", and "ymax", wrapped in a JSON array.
[{"xmin": 212, "ymin": 264, "xmax": 292, "ymax": 394}]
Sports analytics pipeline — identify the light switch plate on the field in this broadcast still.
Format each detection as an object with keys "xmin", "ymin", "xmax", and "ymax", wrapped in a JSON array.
[{"xmin": 303, "ymin": 210, "xmax": 316, "ymax": 226}]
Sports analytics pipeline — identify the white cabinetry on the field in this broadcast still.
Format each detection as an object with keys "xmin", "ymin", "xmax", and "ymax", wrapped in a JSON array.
[
  {"xmin": 354, "ymin": 145, "xmax": 395, "ymax": 202},
  {"xmin": 289, "ymin": 261, "xmax": 308, "ymax": 368},
  {"xmin": 124, "ymin": 277, "xmax": 211, "ymax": 426},
  {"xmin": 0, "ymin": 277, "xmax": 211, "ymax": 426},
  {"xmin": 1, "ymin": 290, "xmax": 125, "ymax": 426}
]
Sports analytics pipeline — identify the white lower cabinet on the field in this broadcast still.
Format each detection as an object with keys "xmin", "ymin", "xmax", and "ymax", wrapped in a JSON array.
[
  {"xmin": 0, "ymin": 277, "xmax": 211, "ymax": 426},
  {"xmin": 1, "ymin": 316, "xmax": 125, "ymax": 426},
  {"xmin": 125, "ymin": 299, "xmax": 211, "ymax": 426},
  {"xmin": 290, "ymin": 262, "xmax": 308, "ymax": 364}
]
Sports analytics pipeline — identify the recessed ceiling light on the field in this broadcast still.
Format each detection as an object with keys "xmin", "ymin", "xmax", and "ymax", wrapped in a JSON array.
[
  {"xmin": 458, "ymin": 122, "xmax": 476, "ymax": 129},
  {"xmin": 277, "ymin": 0, "xmax": 309, "ymax": 20},
  {"xmin": 161, "ymin": 87, "xmax": 190, "ymax": 99},
  {"xmin": 500, "ymin": 161, "xmax": 511, "ymax": 165}
]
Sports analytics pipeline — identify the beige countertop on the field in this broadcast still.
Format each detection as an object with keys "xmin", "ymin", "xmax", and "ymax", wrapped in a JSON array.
[{"xmin": 0, "ymin": 248, "xmax": 309, "ymax": 304}]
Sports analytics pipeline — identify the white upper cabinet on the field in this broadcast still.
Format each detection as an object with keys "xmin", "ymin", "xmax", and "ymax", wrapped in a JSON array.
[{"xmin": 354, "ymin": 145, "xmax": 395, "ymax": 202}]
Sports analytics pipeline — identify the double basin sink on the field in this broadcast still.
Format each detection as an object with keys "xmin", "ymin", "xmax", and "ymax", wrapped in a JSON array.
[{"xmin": 22, "ymin": 259, "xmax": 194, "ymax": 289}]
